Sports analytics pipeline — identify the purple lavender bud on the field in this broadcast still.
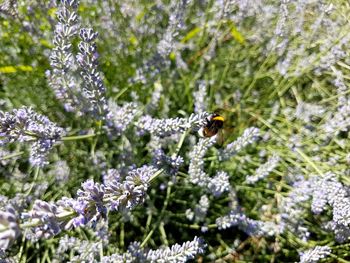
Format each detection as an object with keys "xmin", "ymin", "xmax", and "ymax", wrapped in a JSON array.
[
  {"xmin": 76, "ymin": 27, "xmax": 109, "ymax": 120},
  {"xmin": 106, "ymin": 101, "xmax": 139, "ymax": 136},
  {"xmin": 75, "ymin": 180, "xmax": 106, "ymax": 226},
  {"xmin": 103, "ymin": 169, "xmax": 121, "ymax": 185},
  {"xmin": 188, "ymin": 137, "xmax": 216, "ymax": 187},
  {"xmin": 299, "ymin": 246, "xmax": 331, "ymax": 263},
  {"xmin": 246, "ymin": 154, "xmax": 280, "ymax": 184},
  {"xmin": 193, "ymin": 81, "xmax": 208, "ymax": 114},
  {"xmin": 0, "ymin": 206, "xmax": 21, "ymax": 250},
  {"xmin": 104, "ymin": 166, "xmax": 157, "ymax": 211},
  {"xmin": 152, "ymin": 149, "xmax": 184, "ymax": 176},
  {"xmin": 193, "ymin": 195, "xmax": 209, "ymax": 222},
  {"xmin": 208, "ymin": 171, "xmax": 231, "ymax": 197},
  {"xmin": 26, "ymin": 200, "xmax": 62, "ymax": 239},
  {"xmin": 218, "ymin": 127, "xmax": 260, "ymax": 161},
  {"xmin": 216, "ymin": 209, "xmax": 278, "ymax": 237},
  {"xmin": 146, "ymin": 236, "xmax": 206, "ymax": 262},
  {"xmin": 137, "ymin": 112, "xmax": 209, "ymax": 137}
]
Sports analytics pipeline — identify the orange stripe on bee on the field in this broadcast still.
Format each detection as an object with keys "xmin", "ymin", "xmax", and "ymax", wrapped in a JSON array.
[{"xmin": 212, "ymin": 116, "xmax": 224, "ymax": 122}]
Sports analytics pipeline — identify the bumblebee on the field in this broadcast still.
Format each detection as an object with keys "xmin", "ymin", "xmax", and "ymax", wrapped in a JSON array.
[{"xmin": 198, "ymin": 113, "xmax": 225, "ymax": 138}]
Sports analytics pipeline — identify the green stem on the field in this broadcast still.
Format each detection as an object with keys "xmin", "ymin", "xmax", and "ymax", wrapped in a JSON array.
[
  {"xmin": 25, "ymin": 166, "xmax": 40, "ymax": 197},
  {"xmin": 172, "ymin": 129, "xmax": 190, "ymax": 158},
  {"xmin": 329, "ymin": 253, "xmax": 350, "ymax": 263},
  {"xmin": 141, "ymin": 182, "xmax": 172, "ymax": 248},
  {"xmin": 148, "ymin": 168, "xmax": 165, "ymax": 184},
  {"xmin": 0, "ymin": 151, "xmax": 24, "ymax": 160},
  {"xmin": 61, "ymin": 133, "xmax": 97, "ymax": 141}
]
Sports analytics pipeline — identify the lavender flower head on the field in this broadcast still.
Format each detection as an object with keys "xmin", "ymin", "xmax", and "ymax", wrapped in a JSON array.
[
  {"xmin": 76, "ymin": 27, "xmax": 109, "ymax": 119},
  {"xmin": 106, "ymin": 101, "xmax": 139, "ymax": 136},
  {"xmin": 193, "ymin": 81, "xmax": 209, "ymax": 114},
  {"xmin": 0, "ymin": 206, "xmax": 20, "ymax": 250},
  {"xmin": 152, "ymin": 149, "xmax": 184, "ymax": 176},
  {"xmin": 218, "ymin": 127, "xmax": 260, "ymax": 161},
  {"xmin": 246, "ymin": 154, "xmax": 280, "ymax": 184},
  {"xmin": 49, "ymin": 0, "xmax": 81, "ymax": 113},
  {"xmin": 104, "ymin": 166, "xmax": 157, "ymax": 212},
  {"xmin": 101, "ymin": 236, "xmax": 206, "ymax": 263},
  {"xmin": 208, "ymin": 171, "xmax": 231, "ymax": 197},
  {"xmin": 188, "ymin": 137, "xmax": 216, "ymax": 187},
  {"xmin": 74, "ymin": 180, "xmax": 106, "ymax": 227},
  {"xmin": 146, "ymin": 236, "xmax": 206, "ymax": 262},
  {"xmin": 50, "ymin": 0, "xmax": 110, "ymax": 120},
  {"xmin": 0, "ymin": 107, "xmax": 65, "ymax": 166},
  {"xmin": 137, "ymin": 112, "xmax": 209, "ymax": 137},
  {"xmin": 299, "ymin": 246, "xmax": 332, "ymax": 263},
  {"xmin": 216, "ymin": 209, "xmax": 278, "ymax": 237}
]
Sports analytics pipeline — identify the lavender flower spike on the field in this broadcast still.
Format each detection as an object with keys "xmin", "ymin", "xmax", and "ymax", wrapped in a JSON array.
[
  {"xmin": 146, "ymin": 236, "xmax": 206, "ymax": 262},
  {"xmin": 218, "ymin": 127, "xmax": 260, "ymax": 161},
  {"xmin": 104, "ymin": 166, "xmax": 157, "ymax": 212},
  {"xmin": 246, "ymin": 154, "xmax": 280, "ymax": 184},
  {"xmin": 188, "ymin": 137, "xmax": 216, "ymax": 187},
  {"xmin": 208, "ymin": 171, "xmax": 231, "ymax": 197},
  {"xmin": 106, "ymin": 101, "xmax": 139, "ymax": 136},
  {"xmin": 0, "ymin": 107, "xmax": 65, "ymax": 166},
  {"xmin": 0, "ymin": 206, "xmax": 21, "ymax": 250},
  {"xmin": 48, "ymin": 0, "xmax": 82, "ymax": 113},
  {"xmin": 299, "ymin": 246, "xmax": 332, "ymax": 263},
  {"xmin": 101, "ymin": 237, "xmax": 206, "ymax": 263},
  {"xmin": 136, "ymin": 112, "xmax": 209, "ymax": 137},
  {"xmin": 216, "ymin": 209, "xmax": 278, "ymax": 237},
  {"xmin": 77, "ymin": 28, "xmax": 109, "ymax": 119}
]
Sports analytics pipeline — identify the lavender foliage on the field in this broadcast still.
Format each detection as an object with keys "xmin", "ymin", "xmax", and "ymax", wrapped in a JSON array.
[{"xmin": 2, "ymin": 0, "xmax": 350, "ymax": 261}]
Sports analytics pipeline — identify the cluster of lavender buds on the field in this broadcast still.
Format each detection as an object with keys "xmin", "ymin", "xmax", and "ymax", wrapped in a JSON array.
[
  {"xmin": 186, "ymin": 195, "xmax": 209, "ymax": 223},
  {"xmin": 193, "ymin": 81, "xmax": 209, "ymax": 114},
  {"xmin": 299, "ymin": 246, "xmax": 332, "ymax": 263},
  {"xmin": 49, "ymin": 0, "xmax": 109, "ymax": 121},
  {"xmin": 246, "ymin": 154, "xmax": 280, "ymax": 184},
  {"xmin": 76, "ymin": 27, "xmax": 109, "ymax": 119},
  {"xmin": 188, "ymin": 137, "xmax": 216, "ymax": 187},
  {"xmin": 48, "ymin": 0, "xmax": 82, "ymax": 113},
  {"xmin": 0, "ymin": 166, "xmax": 158, "ymax": 247},
  {"xmin": 207, "ymin": 171, "xmax": 231, "ymax": 197},
  {"xmin": 218, "ymin": 127, "xmax": 260, "ymax": 161},
  {"xmin": 156, "ymin": 0, "xmax": 188, "ymax": 58},
  {"xmin": 309, "ymin": 173, "xmax": 350, "ymax": 243},
  {"xmin": 322, "ymin": 76, "xmax": 350, "ymax": 137},
  {"xmin": 294, "ymin": 102, "xmax": 325, "ymax": 123},
  {"xmin": 0, "ymin": 0, "xmax": 17, "ymax": 16},
  {"xmin": 216, "ymin": 208, "xmax": 278, "ymax": 237},
  {"xmin": 56, "ymin": 235, "xmax": 102, "ymax": 262},
  {"xmin": 136, "ymin": 112, "xmax": 209, "ymax": 137},
  {"xmin": 278, "ymin": 175, "xmax": 314, "ymax": 241},
  {"xmin": 106, "ymin": 101, "xmax": 139, "ymax": 136},
  {"xmin": 0, "ymin": 107, "xmax": 65, "ymax": 166},
  {"xmin": 0, "ymin": 206, "xmax": 20, "ymax": 250},
  {"xmin": 152, "ymin": 149, "xmax": 184, "ymax": 176},
  {"xmin": 101, "ymin": 236, "xmax": 205, "ymax": 263},
  {"xmin": 133, "ymin": 0, "xmax": 190, "ymax": 83}
]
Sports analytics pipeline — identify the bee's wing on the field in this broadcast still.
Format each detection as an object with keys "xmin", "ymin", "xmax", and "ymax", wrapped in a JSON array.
[{"xmin": 216, "ymin": 129, "xmax": 225, "ymax": 146}]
